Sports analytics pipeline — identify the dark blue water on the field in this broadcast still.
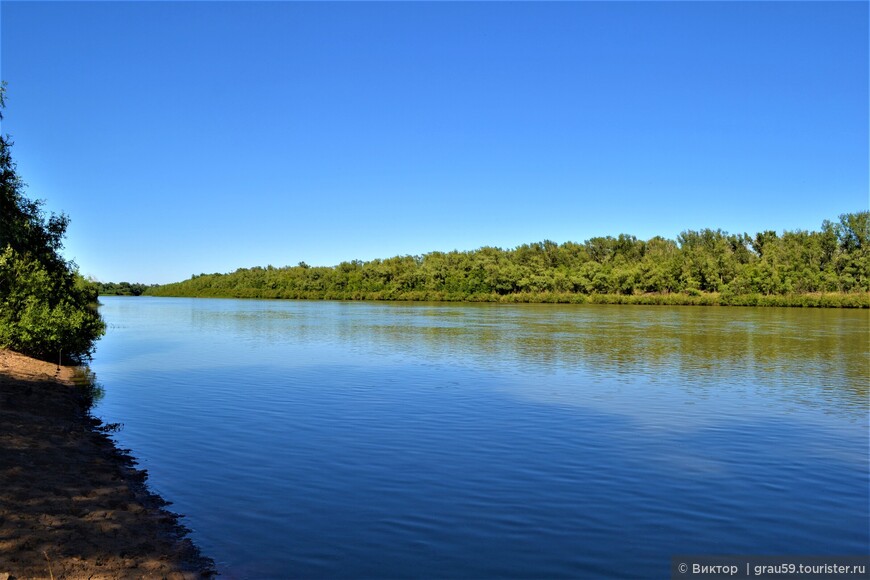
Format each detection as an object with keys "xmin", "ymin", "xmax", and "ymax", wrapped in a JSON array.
[{"xmin": 91, "ymin": 297, "xmax": 869, "ymax": 578}]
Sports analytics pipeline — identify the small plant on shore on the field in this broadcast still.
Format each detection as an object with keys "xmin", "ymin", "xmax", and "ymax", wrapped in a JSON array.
[{"xmin": 43, "ymin": 550, "xmax": 55, "ymax": 580}]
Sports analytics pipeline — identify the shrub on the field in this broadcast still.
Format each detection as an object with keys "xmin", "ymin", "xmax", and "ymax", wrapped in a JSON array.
[{"xmin": 0, "ymin": 85, "xmax": 105, "ymax": 363}]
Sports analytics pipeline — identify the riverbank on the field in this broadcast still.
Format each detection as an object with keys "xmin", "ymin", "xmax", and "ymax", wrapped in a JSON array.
[
  {"xmin": 0, "ymin": 349, "xmax": 214, "ymax": 579},
  {"xmin": 142, "ymin": 289, "xmax": 870, "ymax": 308}
]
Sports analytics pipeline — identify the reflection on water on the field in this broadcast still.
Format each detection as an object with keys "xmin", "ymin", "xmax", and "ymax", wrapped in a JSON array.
[
  {"xmin": 183, "ymin": 300, "xmax": 867, "ymax": 416},
  {"xmin": 92, "ymin": 298, "xmax": 869, "ymax": 579},
  {"xmin": 71, "ymin": 366, "xmax": 105, "ymax": 409}
]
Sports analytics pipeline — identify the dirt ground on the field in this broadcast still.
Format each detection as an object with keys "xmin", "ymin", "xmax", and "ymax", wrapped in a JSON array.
[{"xmin": 0, "ymin": 349, "xmax": 215, "ymax": 579}]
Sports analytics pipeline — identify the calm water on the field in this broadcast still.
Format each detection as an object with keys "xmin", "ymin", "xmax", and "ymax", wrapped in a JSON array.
[{"xmin": 92, "ymin": 297, "xmax": 869, "ymax": 579}]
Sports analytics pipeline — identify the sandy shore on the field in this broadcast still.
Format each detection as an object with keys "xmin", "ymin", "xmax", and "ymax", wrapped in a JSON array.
[{"xmin": 0, "ymin": 349, "xmax": 215, "ymax": 579}]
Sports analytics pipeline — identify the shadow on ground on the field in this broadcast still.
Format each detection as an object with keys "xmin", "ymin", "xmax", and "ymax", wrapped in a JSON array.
[{"xmin": 0, "ymin": 350, "xmax": 214, "ymax": 579}]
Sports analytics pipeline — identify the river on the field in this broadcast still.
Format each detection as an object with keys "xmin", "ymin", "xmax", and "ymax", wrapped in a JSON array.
[{"xmin": 91, "ymin": 297, "xmax": 869, "ymax": 578}]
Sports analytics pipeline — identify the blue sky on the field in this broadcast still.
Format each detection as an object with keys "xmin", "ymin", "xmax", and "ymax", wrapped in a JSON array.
[{"xmin": 1, "ymin": 1, "xmax": 867, "ymax": 284}]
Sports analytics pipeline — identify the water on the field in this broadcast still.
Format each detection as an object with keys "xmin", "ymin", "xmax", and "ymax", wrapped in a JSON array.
[{"xmin": 91, "ymin": 297, "xmax": 869, "ymax": 578}]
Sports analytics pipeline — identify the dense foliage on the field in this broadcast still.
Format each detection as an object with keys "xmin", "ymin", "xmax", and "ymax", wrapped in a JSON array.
[
  {"xmin": 0, "ymin": 86, "xmax": 105, "ymax": 362},
  {"xmin": 93, "ymin": 281, "xmax": 154, "ymax": 296},
  {"xmin": 148, "ymin": 212, "xmax": 869, "ymax": 307}
]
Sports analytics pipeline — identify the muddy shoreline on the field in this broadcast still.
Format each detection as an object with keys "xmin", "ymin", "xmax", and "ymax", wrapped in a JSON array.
[{"xmin": 0, "ymin": 349, "xmax": 215, "ymax": 579}]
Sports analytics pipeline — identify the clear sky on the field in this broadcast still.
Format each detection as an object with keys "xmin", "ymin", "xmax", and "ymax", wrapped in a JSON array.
[{"xmin": 1, "ymin": 1, "xmax": 867, "ymax": 284}]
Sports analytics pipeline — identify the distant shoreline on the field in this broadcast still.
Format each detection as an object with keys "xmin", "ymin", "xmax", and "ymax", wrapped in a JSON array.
[
  {"xmin": 0, "ymin": 349, "xmax": 214, "ymax": 578},
  {"xmin": 134, "ymin": 211, "xmax": 870, "ymax": 307},
  {"xmin": 131, "ymin": 291, "xmax": 870, "ymax": 308}
]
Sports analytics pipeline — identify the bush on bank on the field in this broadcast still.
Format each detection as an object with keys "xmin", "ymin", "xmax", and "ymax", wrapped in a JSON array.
[{"xmin": 0, "ymin": 85, "xmax": 105, "ymax": 363}]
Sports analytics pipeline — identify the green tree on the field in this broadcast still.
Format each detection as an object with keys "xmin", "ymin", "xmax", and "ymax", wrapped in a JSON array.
[
  {"xmin": 144, "ymin": 209, "xmax": 869, "ymax": 307},
  {"xmin": 0, "ymin": 84, "xmax": 105, "ymax": 362}
]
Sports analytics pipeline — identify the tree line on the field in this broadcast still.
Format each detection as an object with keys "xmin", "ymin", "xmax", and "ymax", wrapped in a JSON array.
[
  {"xmin": 93, "ymin": 281, "xmax": 155, "ymax": 296},
  {"xmin": 0, "ymin": 85, "xmax": 105, "ymax": 362},
  {"xmin": 147, "ymin": 212, "xmax": 869, "ymax": 307}
]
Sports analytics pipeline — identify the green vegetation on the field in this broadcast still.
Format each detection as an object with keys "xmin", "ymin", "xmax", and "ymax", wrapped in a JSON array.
[
  {"xmin": 0, "ymin": 85, "xmax": 105, "ymax": 362},
  {"xmin": 148, "ymin": 212, "xmax": 869, "ymax": 307},
  {"xmin": 93, "ymin": 281, "xmax": 154, "ymax": 296}
]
